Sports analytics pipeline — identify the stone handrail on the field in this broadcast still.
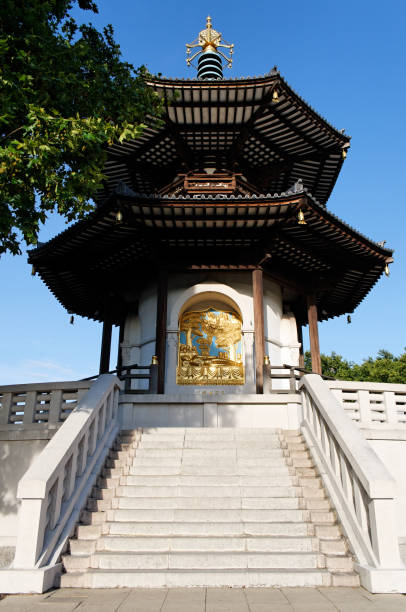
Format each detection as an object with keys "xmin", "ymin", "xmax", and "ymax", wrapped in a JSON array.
[
  {"xmin": 12, "ymin": 375, "xmax": 120, "ymax": 581},
  {"xmin": 327, "ymin": 380, "xmax": 406, "ymax": 428},
  {"xmin": 0, "ymin": 381, "xmax": 92, "ymax": 432},
  {"xmin": 300, "ymin": 375, "xmax": 404, "ymax": 592}
]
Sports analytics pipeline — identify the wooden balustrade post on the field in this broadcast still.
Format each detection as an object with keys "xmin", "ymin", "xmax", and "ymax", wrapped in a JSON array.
[
  {"xmin": 306, "ymin": 294, "xmax": 322, "ymax": 375},
  {"xmin": 149, "ymin": 363, "xmax": 159, "ymax": 394},
  {"xmin": 253, "ymin": 269, "xmax": 265, "ymax": 394}
]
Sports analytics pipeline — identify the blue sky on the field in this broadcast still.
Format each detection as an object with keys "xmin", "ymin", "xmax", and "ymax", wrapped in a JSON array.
[{"xmin": 1, "ymin": 0, "xmax": 405, "ymax": 384}]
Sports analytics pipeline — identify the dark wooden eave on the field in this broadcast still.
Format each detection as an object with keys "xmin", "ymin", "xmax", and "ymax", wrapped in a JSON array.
[
  {"xmin": 97, "ymin": 71, "xmax": 350, "ymax": 207},
  {"xmin": 29, "ymin": 187, "xmax": 392, "ymax": 326}
]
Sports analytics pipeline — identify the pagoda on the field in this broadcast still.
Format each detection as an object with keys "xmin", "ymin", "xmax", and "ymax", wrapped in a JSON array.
[
  {"xmin": 28, "ymin": 17, "xmax": 393, "ymax": 395},
  {"xmin": 4, "ymin": 18, "xmax": 406, "ymax": 596}
]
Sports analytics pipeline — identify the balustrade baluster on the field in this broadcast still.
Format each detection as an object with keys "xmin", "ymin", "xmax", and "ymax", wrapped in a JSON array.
[
  {"xmin": 23, "ymin": 391, "xmax": 36, "ymax": 425},
  {"xmin": 88, "ymin": 415, "xmax": 99, "ymax": 455},
  {"xmin": 358, "ymin": 390, "xmax": 372, "ymax": 424},
  {"xmin": 352, "ymin": 476, "xmax": 370, "ymax": 536},
  {"xmin": 0, "ymin": 393, "xmax": 12, "ymax": 424},
  {"xmin": 319, "ymin": 415, "xmax": 330, "ymax": 456},
  {"xmin": 66, "ymin": 447, "xmax": 78, "ymax": 500},
  {"xmin": 329, "ymin": 434, "xmax": 341, "ymax": 480},
  {"xmin": 339, "ymin": 452, "xmax": 355, "ymax": 510},
  {"xmin": 50, "ymin": 474, "xmax": 64, "ymax": 530},
  {"xmin": 49, "ymin": 389, "xmax": 63, "ymax": 423},
  {"xmin": 383, "ymin": 391, "xmax": 398, "ymax": 424}
]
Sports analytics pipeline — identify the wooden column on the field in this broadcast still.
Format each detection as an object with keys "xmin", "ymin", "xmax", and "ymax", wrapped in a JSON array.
[
  {"xmin": 307, "ymin": 294, "xmax": 322, "ymax": 375},
  {"xmin": 253, "ymin": 269, "xmax": 265, "ymax": 394},
  {"xmin": 155, "ymin": 270, "xmax": 168, "ymax": 394},
  {"xmin": 99, "ymin": 319, "xmax": 113, "ymax": 374}
]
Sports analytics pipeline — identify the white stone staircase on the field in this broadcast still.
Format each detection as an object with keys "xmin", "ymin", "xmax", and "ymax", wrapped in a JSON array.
[{"xmin": 60, "ymin": 428, "xmax": 360, "ymax": 588}]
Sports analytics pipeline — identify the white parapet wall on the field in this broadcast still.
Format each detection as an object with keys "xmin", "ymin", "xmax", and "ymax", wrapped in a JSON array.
[
  {"xmin": 328, "ymin": 380, "xmax": 406, "ymax": 539},
  {"xmin": 302, "ymin": 375, "xmax": 406, "ymax": 593},
  {"xmin": 119, "ymin": 392, "xmax": 303, "ymax": 430},
  {"xmin": 0, "ymin": 375, "xmax": 120, "ymax": 593},
  {"xmin": 0, "ymin": 380, "xmax": 92, "ymax": 547}
]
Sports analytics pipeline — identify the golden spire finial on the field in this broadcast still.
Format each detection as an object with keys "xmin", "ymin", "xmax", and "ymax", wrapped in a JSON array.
[{"xmin": 186, "ymin": 16, "xmax": 234, "ymax": 69}]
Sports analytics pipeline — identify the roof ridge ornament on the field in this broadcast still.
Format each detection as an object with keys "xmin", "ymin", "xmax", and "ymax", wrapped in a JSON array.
[{"xmin": 186, "ymin": 16, "xmax": 234, "ymax": 80}]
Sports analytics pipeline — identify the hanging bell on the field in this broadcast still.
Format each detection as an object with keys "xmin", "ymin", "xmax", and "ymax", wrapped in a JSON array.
[
  {"xmin": 272, "ymin": 89, "xmax": 279, "ymax": 103},
  {"xmin": 151, "ymin": 355, "xmax": 159, "ymax": 365},
  {"xmin": 70, "ymin": 315, "xmax": 74, "ymax": 325},
  {"xmin": 116, "ymin": 209, "xmax": 123, "ymax": 223},
  {"xmin": 31, "ymin": 265, "xmax": 36, "ymax": 276},
  {"xmin": 297, "ymin": 209, "xmax": 307, "ymax": 225},
  {"xmin": 385, "ymin": 264, "xmax": 390, "ymax": 277},
  {"xmin": 347, "ymin": 315, "xmax": 351, "ymax": 324},
  {"xmin": 342, "ymin": 149, "xmax": 347, "ymax": 160}
]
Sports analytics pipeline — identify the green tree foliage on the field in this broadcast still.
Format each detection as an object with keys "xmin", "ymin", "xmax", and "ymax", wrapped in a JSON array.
[
  {"xmin": 304, "ymin": 349, "xmax": 406, "ymax": 383},
  {"xmin": 0, "ymin": 0, "xmax": 163, "ymax": 255}
]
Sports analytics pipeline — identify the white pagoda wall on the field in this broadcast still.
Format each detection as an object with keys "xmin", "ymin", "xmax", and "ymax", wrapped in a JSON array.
[{"xmin": 121, "ymin": 272, "xmax": 300, "ymax": 394}]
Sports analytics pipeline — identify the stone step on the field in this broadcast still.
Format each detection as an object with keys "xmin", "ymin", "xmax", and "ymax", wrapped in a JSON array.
[
  {"xmin": 91, "ymin": 535, "xmax": 319, "ymax": 553},
  {"xmin": 130, "ymin": 456, "xmax": 287, "ymax": 467},
  {"xmin": 138, "ymin": 440, "xmax": 282, "ymax": 449},
  {"xmin": 116, "ymin": 484, "xmax": 299, "ymax": 497},
  {"xmin": 107, "ymin": 521, "xmax": 312, "ymax": 537},
  {"xmin": 112, "ymin": 496, "xmax": 303, "ymax": 510},
  {"xmin": 120, "ymin": 472, "xmax": 294, "ymax": 486},
  {"xmin": 126, "ymin": 465, "xmax": 296, "ymax": 477},
  {"xmin": 61, "ymin": 427, "xmax": 357, "ymax": 590},
  {"xmin": 127, "ymin": 467, "xmax": 296, "ymax": 480},
  {"xmin": 103, "ymin": 508, "xmax": 310, "ymax": 523},
  {"xmin": 133, "ymin": 448, "xmax": 288, "ymax": 458},
  {"xmin": 64, "ymin": 551, "xmax": 325, "ymax": 572},
  {"xmin": 60, "ymin": 568, "xmax": 335, "ymax": 588}
]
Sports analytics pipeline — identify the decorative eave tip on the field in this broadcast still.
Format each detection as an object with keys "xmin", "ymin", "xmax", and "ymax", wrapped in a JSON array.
[{"xmin": 186, "ymin": 16, "xmax": 234, "ymax": 73}]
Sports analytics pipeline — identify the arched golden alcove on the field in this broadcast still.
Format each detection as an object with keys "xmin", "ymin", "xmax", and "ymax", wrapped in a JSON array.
[{"xmin": 177, "ymin": 303, "xmax": 244, "ymax": 385}]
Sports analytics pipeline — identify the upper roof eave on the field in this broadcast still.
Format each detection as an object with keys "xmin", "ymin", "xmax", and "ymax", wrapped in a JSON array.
[{"xmin": 148, "ymin": 71, "xmax": 351, "ymax": 145}]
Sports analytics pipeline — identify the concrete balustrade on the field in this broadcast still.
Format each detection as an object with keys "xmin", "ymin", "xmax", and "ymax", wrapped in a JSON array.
[
  {"xmin": 300, "ymin": 375, "xmax": 406, "ymax": 593},
  {"xmin": 328, "ymin": 381, "xmax": 406, "ymax": 431},
  {"xmin": 0, "ymin": 375, "xmax": 120, "ymax": 593},
  {"xmin": 0, "ymin": 381, "xmax": 92, "ymax": 437}
]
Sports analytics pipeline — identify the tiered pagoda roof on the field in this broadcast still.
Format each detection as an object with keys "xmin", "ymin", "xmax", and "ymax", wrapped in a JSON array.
[
  {"xmin": 28, "ymin": 68, "xmax": 392, "ymax": 327},
  {"xmin": 98, "ymin": 71, "xmax": 350, "ymax": 206}
]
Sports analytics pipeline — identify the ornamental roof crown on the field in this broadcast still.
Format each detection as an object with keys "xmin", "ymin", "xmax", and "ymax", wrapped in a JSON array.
[{"xmin": 186, "ymin": 16, "xmax": 234, "ymax": 68}]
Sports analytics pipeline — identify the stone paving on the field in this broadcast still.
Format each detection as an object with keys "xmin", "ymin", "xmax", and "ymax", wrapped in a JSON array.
[{"xmin": 0, "ymin": 588, "xmax": 405, "ymax": 611}]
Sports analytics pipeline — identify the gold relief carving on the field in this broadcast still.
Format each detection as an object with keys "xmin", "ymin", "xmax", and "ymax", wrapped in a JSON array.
[{"xmin": 177, "ymin": 308, "xmax": 244, "ymax": 385}]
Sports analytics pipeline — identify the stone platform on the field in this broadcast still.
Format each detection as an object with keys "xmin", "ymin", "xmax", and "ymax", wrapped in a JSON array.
[{"xmin": 1, "ymin": 587, "xmax": 406, "ymax": 611}]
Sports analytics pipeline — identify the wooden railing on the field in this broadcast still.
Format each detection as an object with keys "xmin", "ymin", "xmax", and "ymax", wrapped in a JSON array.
[
  {"xmin": 300, "ymin": 374, "xmax": 402, "ymax": 590},
  {"xmin": 13, "ymin": 375, "xmax": 120, "ymax": 574},
  {"xmin": 327, "ymin": 380, "xmax": 406, "ymax": 429},
  {"xmin": 0, "ymin": 381, "xmax": 92, "ymax": 432},
  {"xmin": 263, "ymin": 364, "xmax": 334, "ymax": 393},
  {"xmin": 82, "ymin": 362, "xmax": 158, "ymax": 394}
]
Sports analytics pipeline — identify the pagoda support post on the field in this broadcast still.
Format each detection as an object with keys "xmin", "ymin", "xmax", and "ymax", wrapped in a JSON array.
[
  {"xmin": 155, "ymin": 270, "xmax": 168, "ymax": 394},
  {"xmin": 253, "ymin": 269, "xmax": 265, "ymax": 394},
  {"xmin": 99, "ymin": 319, "xmax": 113, "ymax": 374},
  {"xmin": 307, "ymin": 294, "xmax": 322, "ymax": 375}
]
